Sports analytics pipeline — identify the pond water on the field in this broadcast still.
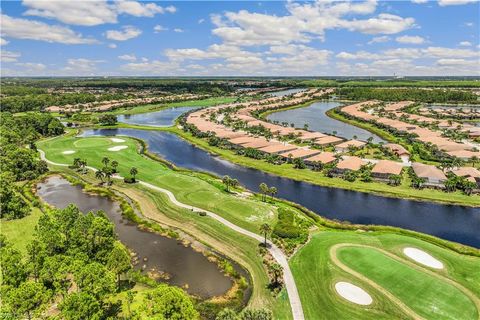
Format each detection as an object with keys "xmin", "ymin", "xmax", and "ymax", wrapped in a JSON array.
[
  {"xmin": 118, "ymin": 106, "xmax": 199, "ymax": 127},
  {"xmin": 268, "ymin": 88, "xmax": 306, "ymax": 97},
  {"xmin": 267, "ymin": 101, "xmax": 384, "ymax": 142},
  {"xmin": 36, "ymin": 176, "xmax": 233, "ymax": 298},
  {"xmin": 80, "ymin": 129, "xmax": 480, "ymax": 248}
]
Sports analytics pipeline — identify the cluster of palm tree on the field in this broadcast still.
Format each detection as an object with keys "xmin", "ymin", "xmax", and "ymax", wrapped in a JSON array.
[
  {"xmin": 73, "ymin": 158, "xmax": 88, "ymax": 174},
  {"xmin": 222, "ymin": 175, "xmax": 239, "ymax": 192},
  {"xmin": 444, "ymin": 174, "xmax": 477, "ymax": 195},
  {"xmin": 259, "ymin": 183, "xmax": 277, "ymax": 202},
  {"xmin": 95, "ymin": 157, "xmax": 115, "ymax": 185}
]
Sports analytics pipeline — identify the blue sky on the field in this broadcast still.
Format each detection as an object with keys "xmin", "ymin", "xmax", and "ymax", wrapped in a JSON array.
[{"xmin": 1, "ymin": 0, "xmax": 479, "ymax": 76}]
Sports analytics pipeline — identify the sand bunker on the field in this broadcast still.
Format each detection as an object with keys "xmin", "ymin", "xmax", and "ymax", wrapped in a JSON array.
[
  {"xmin": 403, "ymin": 247, "xmax": 444, "ymax": 269},
  {"xmin": 335, "ymin": 282, "xmax": 373, "ymax": 305},
  {"xmin": 108, "ymin": 145, "xmax": 128, "ymax": 152},
  {"xmin": 62, "ymin": 150, "xmax": 75, "ymax": 154},
  {"xmin": 110, "ymin": 138, "xmax": 125, "ymax": 143}
]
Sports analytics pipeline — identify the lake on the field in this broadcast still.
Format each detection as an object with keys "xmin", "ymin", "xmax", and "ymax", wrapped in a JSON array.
[{"xmin": 118, "ymin": 106, "xmax": 200, "ymax": 127}]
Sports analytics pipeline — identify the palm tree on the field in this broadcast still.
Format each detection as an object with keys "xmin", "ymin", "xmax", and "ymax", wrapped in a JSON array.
[
  {"xmin": 95, "ymin": 170, "xmax": 105, "ymax": 183},
  {"xmin": 103, "ymin": 167, "xmax": 113, "ymax": 185},
  {"xmin": 80, "ymin": 159, "xmax": 87, "ymax": 173},
  {"xmin": 130, "ymin": 167, "xmax": 138, "ymax": 181},
  {"xmin": 102, "ymin": 156, "xmax": 110, "ymax": 167},
  {"xmin": 73, "ymin": 157, "xmax": 81, "ymax": 168},
  {"xmin": 259, "ymin": 183, "xmax": 268, "ymax": 201},
  {"xmin": 388, "ymin": 174, "xmax": 402, "ymax": 186},
  {"xmin": 111, "ymin": 160, "xmax": 119, "ymax": 173},
  {"xmin": 223, "ymin": 175, "xmax": 232, "ymax": 192},
  {"xmin": 259, "ymin": 223, "xmax": 272, "ymax": 247},
  {"xmin": 269, "ymin": 187, "xmax": 277, "ymax": 200}
]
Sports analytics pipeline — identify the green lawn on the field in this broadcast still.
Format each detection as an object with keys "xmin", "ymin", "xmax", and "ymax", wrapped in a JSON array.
[
  {"xmin": 1, "ymin": 207, "xmax": 42, "ymax": 255},
  {"xmin": 38, "ymin": 135, "xmax": 276, "ymax": 234},
  {"xmin": 289, "ymin": 231, "xmax": 480, "ymax": 320},
  {"xmin": 337, "ymin": 246, "xmax": 478, "ymax": 320}
]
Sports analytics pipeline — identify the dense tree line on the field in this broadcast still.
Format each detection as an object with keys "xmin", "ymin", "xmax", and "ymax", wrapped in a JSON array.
[
  {"xmin": 0, "ymin": 205, "xmax": 198, "ymax": 319},
  {"xmin": 0, "ymin": 112, "xmax": 63, "ymax": 219},
  {"xmin": 0, "ymin": 92, "xmax": 132, "ymax": 113},
  {"xmin": 337, "ymin": 87, "xmax": 479, "ymax": 103}
]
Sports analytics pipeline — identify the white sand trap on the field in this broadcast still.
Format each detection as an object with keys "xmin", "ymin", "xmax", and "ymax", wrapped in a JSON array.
[
  {"xmin": 108, "ymin": 145, "xmax": 128, "ymax": 152},
  {"xmin": 110, "ymin": 138, "xmax": 125, "ymax": 143},
  {"xmin": 335, "ymin": 282, "xmax": 373, "ymax": 305},
  {"xmin": 62, "ymin": 150, "xmax": 75, "ymax": 154},
  {"xmin": 403, "ymin": 247, "xmax": 444, "ymax": 269}
]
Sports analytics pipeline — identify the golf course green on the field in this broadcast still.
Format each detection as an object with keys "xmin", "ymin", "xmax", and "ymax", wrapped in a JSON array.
[{"xmin": 290, "ymin": 231, "xmax": 480, "ymax": 320}]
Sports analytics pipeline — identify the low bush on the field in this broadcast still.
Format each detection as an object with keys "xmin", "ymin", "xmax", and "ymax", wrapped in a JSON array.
[{"xmin": 123, "ymin": 177, "xmax": 136, "ymax": 183}]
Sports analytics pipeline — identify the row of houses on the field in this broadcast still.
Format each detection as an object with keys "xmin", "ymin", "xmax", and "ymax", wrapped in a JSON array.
[
  {"xmin": 341, "ymin": 101, "xmax": 480, "ymax": 160},
  {"xmin": 45, "ymin": 93, "xmax": 206, "ymax": 113}
]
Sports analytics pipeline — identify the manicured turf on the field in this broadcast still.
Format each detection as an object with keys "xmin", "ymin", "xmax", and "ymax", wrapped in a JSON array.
[
  {"xmin": 1, "ymin": 207, "xmax": 42, "ymax": 255},
  {"xmin": 337, "ymin": 246, "xmax": 478, "ymax": 320},
  {"xmin": 38, "ymin": 135, "xmax": 277, "ymax": 234},
  {"xmin": 289, "ymin": 231, "xmax": 480, "ymax": 320}
]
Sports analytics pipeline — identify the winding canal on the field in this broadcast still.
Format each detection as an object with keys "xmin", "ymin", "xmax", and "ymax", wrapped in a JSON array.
[
  {"xmin": 81, "ymin": 128, "xmax": 480, "ymax": 248},
  {"xmin": 37, "ymin": 175, "xmax": 234, "ymax": 298}
]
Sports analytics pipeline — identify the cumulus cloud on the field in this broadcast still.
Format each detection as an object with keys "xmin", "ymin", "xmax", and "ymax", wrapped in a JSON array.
[
  {"xmin": 118, "ymin": 54, "xmax": 137, "ymax": 61},
  {"xmin": 22, "ymin": 0, "xmax": 176, "ymax": 26},
  {"xmin": 62, "ymin": 58, "xmax": 104, "ymax": 74},
  {"xmin": 1, "ymin": 50, "xmax": 21, "ymax": 62},
  {"xmin": 336, "ymin": 46, "xmax": 478, "ymax": 60},
  {"xmin": 1, "ymin": 14, "xmax": 97, "ymax": 44},
  {"xmin": 211, "ymin": 1, "xmax": 415, "ymax": 46},
  {"xmin": 105, "ymin": 26, "xmax": 142, "ymax": 41},
  {"xmin": 173, "ymin": 28, "xmax": 184, "ymax": 33},
  {"xmin": 108, "ymin": 43, "xmax": 117, "ymax": 49},
  {"xmin": 396, "ymin": 35, "xmax": 425, "ymax": 44},
  {"xmin": 15, "ymin": 62, "xmax": 46, "ymax": 72},
  {"xmin": 0, "ymin": 38, "xmax": 9, "ymax": 46},
  {"xmin": 411, "ymin": 0, "xmax": 428, "ymax": 3},
  {"xmin": 459, "ymin": 41, "xmax": 472, "ymax": 46}
]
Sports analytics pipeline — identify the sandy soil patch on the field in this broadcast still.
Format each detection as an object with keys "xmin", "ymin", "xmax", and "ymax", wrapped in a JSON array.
[
  {"xmin": 403, "ymin": 247, "xmax": 444, "ymax": 269},
  {"xmin": 110, "ymin": 138, "xmax": 125, "ymax": 143},
  {"xmin": 62, "ymin": 150, "xmax": 75, "ymax": 154},
  {"xmin": 108, "ymin": 145, "xmax": 128, "ymax": 152},
  {"xmin": 335, "ymin": 281, "xmax": 373, "ymax": 305}
]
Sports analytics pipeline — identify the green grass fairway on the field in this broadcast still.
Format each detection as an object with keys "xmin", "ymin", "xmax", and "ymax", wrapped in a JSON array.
[
  {"xmin": 290, "ymin": 231, "xmax": 480, "ymax": 320},
  {"xmin": 38, "ymin": 135, "xmax": 277, "ymax": 234},
  {"xmin": 337, "ymin": 246, "xmax": 478, "ymax": 320}
]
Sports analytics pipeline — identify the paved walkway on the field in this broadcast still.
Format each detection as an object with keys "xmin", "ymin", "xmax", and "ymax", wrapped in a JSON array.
[{"xmin": 38, "ymin": 149, "xmax": 305, "ymax": 320}]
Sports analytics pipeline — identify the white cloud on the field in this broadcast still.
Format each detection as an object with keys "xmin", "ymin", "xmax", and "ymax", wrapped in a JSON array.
[
  {"xmin": 1, "ymin": 14, "xmax": 97, "ymax": 44},
  {"xmin": 22, "ymin": 0, "xmax": 176, "ymax": 26},
  {"xmin": 459, "ymin": 41, "xmax": 472, "ymax": 46},
  {"xmin": 438, "ymin": 0, "xmax": 478, "ymax": 6},
  {"xmin": 0, "ymin": 38, "xmax": 9, "ymax": 46},
  {"xmin": 105, "ymin": 26, "xmax": 142, "ymax": 41},
  {"xmin": 108, "ymin": 43, "xmax": 117, "ymax": 49},
  {"xmin": 423, "ymin": 46, "xmax": 479, "ymax": 58},
  {"xmin": 198, "ymin": 19, "xmax": 205, "ymax": 24},
  {"xmin": 153, "ymin": 25, "xmax": 168, "ymax": 33},
  {"xmin": 337, "ymin": 46, "xmax": 478, "ymax": 61},
  {"xmin": 116, "ymin": 1, "xmax": 176, "ymax": 17},
  {"xmin": 211, "ymin": 1, "xmax": 415, "ymax": 47},
  {"xmin": 396, "ymin": 35, "xmax": 425, "ymax": 44},
  {"xmin": 368, "ymin": 36, "xmax": 390, "ymax": 44},
  {"xmin": 1, "ymin": 50, "xmax": 21, "ymax": 62},
  {"xmin": 411, "ymin": 0, "xmax": 428, "ymax": 3},
  {"xmin": 436, "ymin": 58, "xmax": 479, "ymax": 66},
  {"xmin": 118, "ymin": 54, "xmax": 137, "ymax": 61},
  {"xmin": 173, "ymin": 28, "xmax": 184, "ymax": 33}
]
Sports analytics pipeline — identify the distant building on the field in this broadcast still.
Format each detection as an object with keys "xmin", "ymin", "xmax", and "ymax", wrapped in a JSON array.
[{"xmin": 411, "ymin": 163, "xmax": 447, "ymax": 188}]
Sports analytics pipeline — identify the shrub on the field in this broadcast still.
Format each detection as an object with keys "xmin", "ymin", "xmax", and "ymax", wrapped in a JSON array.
[{"xmin": 123, "ymin": 177, "xmax": 136, "ymax": 184}]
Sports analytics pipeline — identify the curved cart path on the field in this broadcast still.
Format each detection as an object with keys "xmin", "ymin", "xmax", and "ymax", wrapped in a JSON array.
[
  {"xmin": 330, "ymin": 243, "xmax": 480, "ymax": 320},
  {"xmin": 38, "ymin": 149, "xmax": 305, "ymax": 320}
]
